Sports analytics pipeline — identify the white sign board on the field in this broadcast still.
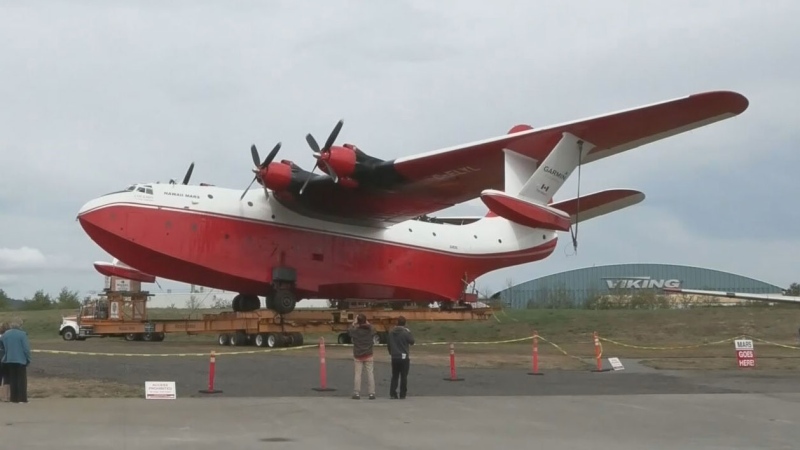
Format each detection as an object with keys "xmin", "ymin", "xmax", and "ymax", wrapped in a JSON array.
[
  {"xmin": 114, "ymin": 278, "xmax": 131, "ymax": 292},
  {"xmin": 608, "ymin": 357, "xmax": 625, "ymax": 371},
  {"xmin": 145, "ymin": 381, "xmax": 177, "ymax": 400},
  {"xmin": 734, "ymin": 339, "xmax": 756, "ymax": 368}
]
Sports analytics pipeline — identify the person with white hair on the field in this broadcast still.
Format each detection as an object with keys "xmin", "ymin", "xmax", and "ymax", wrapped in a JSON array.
[{"xmin": 0, "ymin": 318, "xmax": 31, "ymax": 403}]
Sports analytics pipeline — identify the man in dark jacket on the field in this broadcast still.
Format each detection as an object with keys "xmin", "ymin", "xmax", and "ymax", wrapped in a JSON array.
[
  {"xmin": 387, "ymin": 316, "xmax": 415, "ymax": 399},
  {"xmin": 348, "ymin": 313, "xmax": 376, "ymax": 400}
]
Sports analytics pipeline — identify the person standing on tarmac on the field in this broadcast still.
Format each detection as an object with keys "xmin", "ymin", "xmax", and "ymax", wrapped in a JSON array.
[
  {"xmin": 0, "ymin": 318, "xmax": 31, "ymax": 403},
  {"xmin": 387, "ymin": 316, "xmax": 415, "ymax": 399},
  {"xmin": 348, "ymin": 313, "xmax": 376, "ymax": 400}
]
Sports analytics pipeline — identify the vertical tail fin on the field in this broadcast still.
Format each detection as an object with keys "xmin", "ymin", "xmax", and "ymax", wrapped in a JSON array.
[
  {"xmin": 480, "ymin": 131, "xmax": 596, "ymax": 231},
  {"xmin": 516, "ymin": 132, "xmax": 594, "ymax": 204}
]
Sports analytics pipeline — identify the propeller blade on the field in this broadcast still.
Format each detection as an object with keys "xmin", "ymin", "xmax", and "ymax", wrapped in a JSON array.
[
  {"xmin": 299, "ymin": 163, "xmax": 318, "ymax": 195},
  {"xmin": 305, "ymin": 134, "xmax": 320, "ymax": 154},
  {"xmin": 262, "ymin": 142, "xmax": 282, "ymax": 167},
  {"xmin": 240, "ymin": 175, "xmax": 257, "ymax": 200},
  {"xmin": 323, "ymin": 120, "xmax": 343, "ymax": 152},
  {"xmin": 250, "ymin": 145, "xmax": 260, "ymax": 168},
  {"xmin": 319, "ymin": 159, "xmax": 339, "ymax": 183},
  {"xmin": 182, "ymin": 162, "xmax": 195, "ymax": 185}
]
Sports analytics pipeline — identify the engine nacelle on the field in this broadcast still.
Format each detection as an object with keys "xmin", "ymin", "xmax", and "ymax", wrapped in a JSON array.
[
  {"xmin": 257, "ymin": 162, "xmax": 293, "ymax": 192},
  {"xmin": 322, "ymin": 146, "xmax": 357, "ymax": 178}
]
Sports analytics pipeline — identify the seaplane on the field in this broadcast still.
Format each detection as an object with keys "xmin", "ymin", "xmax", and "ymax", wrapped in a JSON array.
[{"xmin": 77, "ymin": 90, "xmax": 749, "ymax": 315}]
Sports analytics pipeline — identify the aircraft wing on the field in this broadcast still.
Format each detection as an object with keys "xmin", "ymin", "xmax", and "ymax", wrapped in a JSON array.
[
  {"xmin": 663, "ymin": 288, "xmax": 800, "ymax": 305},
  {"xmin": 272, "ymin": 91, "xmax": 748, "ymax": 226}
]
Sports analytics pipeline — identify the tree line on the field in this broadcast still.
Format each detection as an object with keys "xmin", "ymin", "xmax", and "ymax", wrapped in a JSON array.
[{"xmin": 0, "ymin": 287, "xmax": 84, "ymax": 311}]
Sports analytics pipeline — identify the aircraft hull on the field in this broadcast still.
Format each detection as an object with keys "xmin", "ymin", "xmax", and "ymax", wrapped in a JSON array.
[{"xmin": 78, "ymin": 203, "xmax": 557, "ymax": 302}]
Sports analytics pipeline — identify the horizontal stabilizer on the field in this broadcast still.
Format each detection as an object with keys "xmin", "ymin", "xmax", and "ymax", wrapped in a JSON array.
[
  {"xmin": 663, "ymin": 288, "xmax": 800, "ymax": 305},
  {"xmin": 480, "ymin": 189, "xmax": 572, "ymax": 231},
  {"xmin": 549, "ymin": 189, "xmax": 645, "ymax": 224},
  {"xmin": 93, "ymin": 260, "xmax": 157, "ymax": 283}
]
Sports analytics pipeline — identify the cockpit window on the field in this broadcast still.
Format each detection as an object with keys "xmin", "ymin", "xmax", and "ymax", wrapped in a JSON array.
[{"xmin": 102, "ymin": 184, "xmax": 152, "ymax": 197}]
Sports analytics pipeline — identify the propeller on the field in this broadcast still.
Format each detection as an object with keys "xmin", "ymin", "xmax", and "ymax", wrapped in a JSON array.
[
  {"xmin": 169, "ymin": 162, "xmax": 195, "ymax": 185},
  {"xmin": 182, "ymin": 162, "xmax": 194, "ymax": 185},
  {"xmin": 300, "ymin": 119, "xmax": 343, "ymax": 194},
  {"xmin": 240, "ymin": 142, "xmax": 282, "ymax": 200}
]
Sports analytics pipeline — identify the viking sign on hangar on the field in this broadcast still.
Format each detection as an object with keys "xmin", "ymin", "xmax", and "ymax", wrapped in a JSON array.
[{"xmin": 602, "ymin": 276, "xmax": 681, "ymax": 289}]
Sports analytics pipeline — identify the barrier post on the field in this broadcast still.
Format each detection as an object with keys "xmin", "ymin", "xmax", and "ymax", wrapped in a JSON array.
[
  {"xmin": 527, "ymin": 330, "xmax": 543, "ymax": 376},
  {"xmin": 443, "ymin": 343, "xmax": 465, "ymax": 381},
  {"xmin": 198, "ymin": 350, "xmax": 223, "ymax": 394},
  {"xmin": 312, "ymin": 337, "xmax": 336, "ymax": 392},
  {"xmin": 591, "ymin": 331, "xmax": 610, "ymax": 372}
]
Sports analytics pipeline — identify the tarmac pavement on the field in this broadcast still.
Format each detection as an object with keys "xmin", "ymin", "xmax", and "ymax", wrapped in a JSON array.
[{"xmin": 3, "ymin": 394, "xmax": 800, "ymax": 449}]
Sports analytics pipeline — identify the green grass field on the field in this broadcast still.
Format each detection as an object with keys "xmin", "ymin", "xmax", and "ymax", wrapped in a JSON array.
[{"xmin": 4, "ymin": 304, "xmax": 800, "ymax": 360}]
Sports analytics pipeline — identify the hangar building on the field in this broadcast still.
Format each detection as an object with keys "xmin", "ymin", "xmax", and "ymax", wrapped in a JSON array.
[{"xmin": 494, "ymin": 263, "xmax": 785, "ymax": 309}]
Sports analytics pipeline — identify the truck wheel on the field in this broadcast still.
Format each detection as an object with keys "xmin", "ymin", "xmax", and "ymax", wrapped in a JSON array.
[
  {"xmin": 218, "ymin": 334, "xmax": 229, "ymax": 346},
  {"xmin": 62, "ymin": 328, "xmax": 76, "ymax": 341}
]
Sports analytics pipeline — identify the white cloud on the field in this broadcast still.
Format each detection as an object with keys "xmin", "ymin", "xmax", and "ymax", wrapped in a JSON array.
[
  {"xmin": 0, "ymin": 246, "xmax": 77, "ymax": 273},
  {"xmin": 0, "ymin": 247, "xmax": 49, "ymax": 271}
]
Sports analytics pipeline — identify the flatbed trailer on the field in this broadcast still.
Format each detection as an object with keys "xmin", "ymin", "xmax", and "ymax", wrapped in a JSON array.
[{"xmin": 60, "ymin": 290, "xmax": 495, "ymax": 348}]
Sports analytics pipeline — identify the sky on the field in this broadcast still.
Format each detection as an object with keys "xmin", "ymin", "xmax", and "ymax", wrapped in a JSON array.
[{"xmin": 1, "ymin": 0, "xmax": 798, "ymax": 300}]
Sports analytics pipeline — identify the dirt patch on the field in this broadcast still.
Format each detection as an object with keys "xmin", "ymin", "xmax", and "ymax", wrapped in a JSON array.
[{"xmin": 24, "ymin": 376, "xmax": 143, "ymax": 399}]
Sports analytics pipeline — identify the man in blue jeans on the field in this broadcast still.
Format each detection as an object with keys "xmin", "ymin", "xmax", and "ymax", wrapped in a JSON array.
[{"xmin": 387, "ymin": 316, "xmax": 415, "ymax": 399}]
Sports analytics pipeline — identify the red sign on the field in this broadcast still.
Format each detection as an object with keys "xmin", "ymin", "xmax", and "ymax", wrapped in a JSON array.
[{"xmin": 734, "ymin": 339, "xmax": 755, "ymax": 368}]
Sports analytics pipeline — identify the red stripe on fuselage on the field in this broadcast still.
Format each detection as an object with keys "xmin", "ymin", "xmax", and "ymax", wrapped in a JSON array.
[{"xmin": 78, "ymin": 203, "xmax": 557, "ymax": 301}]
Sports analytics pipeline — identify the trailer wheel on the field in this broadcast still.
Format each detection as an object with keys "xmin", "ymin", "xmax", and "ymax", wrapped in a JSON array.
[
  {"xmin": 267, "ymin": 333, "xmax": 284, "ymax": 348},
  {"xmin": 338, "ymin": 332, "xmax": 351, "ymax": 345},
  {"xmin": 230, "ymin": 331, "xmax": 247, "ymax": 346},
  {"xmin": 124, "ymin": 333, "xmax": 138, "ymax": 341},
  {"xmin": 372, "ymin": 333, "xmax": 382, "ymax": 345},
  {"xmin": 289, "ymin": 332, "xmax": 303, "ymax": 346},
  {"xmin": 218, "ymin": 334, "xmax": 229, "ymax": 346},
  {"xmin": 61, "ymin": 328, "xmax": 77, "ymax": 341},
  {"xmin": 254, "ymin": 333, "xmax": 268, "ymax": 347},
  {"xmin": 142, "ymin": 333, "xmax": 155, "ymax": 342},
  {"xmin": 154, "ymin": 333, "xmax": 165, "ymax": 342}
]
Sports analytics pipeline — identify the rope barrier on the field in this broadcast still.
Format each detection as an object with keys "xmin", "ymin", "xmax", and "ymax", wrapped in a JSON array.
[{"xmin": 28, "ymin": 332, "xmax": 800, "ymax": 357}]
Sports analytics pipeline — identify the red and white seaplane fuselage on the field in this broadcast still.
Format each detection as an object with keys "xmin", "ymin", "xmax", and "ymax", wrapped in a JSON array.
[{"xmin": 77, "ymin": 91, "xmax": 749, "ymax": 314}]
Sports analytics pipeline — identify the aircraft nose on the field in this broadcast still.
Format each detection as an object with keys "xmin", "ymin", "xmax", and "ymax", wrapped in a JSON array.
[
  {"xmin": 76, "ymin": 196, "xmax": 110, "ymax": 226},
  {"xmin": 77, "ymin": 199, "xmax": 96, "ymax": 222}
]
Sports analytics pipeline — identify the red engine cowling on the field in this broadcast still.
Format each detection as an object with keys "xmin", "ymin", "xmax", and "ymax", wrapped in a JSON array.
[
  {"xmin": 258, "ymin": 162, "xmax": 292, "ymax": 191},
  {"xmin": 322, "ymin": 146, "xmax": 357, "ymax": 178}
]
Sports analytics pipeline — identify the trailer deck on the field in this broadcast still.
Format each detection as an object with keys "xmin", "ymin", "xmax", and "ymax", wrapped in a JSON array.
[{"xmin": 60, "ymin": 289, "xmax": 495, "ymax": 348}]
